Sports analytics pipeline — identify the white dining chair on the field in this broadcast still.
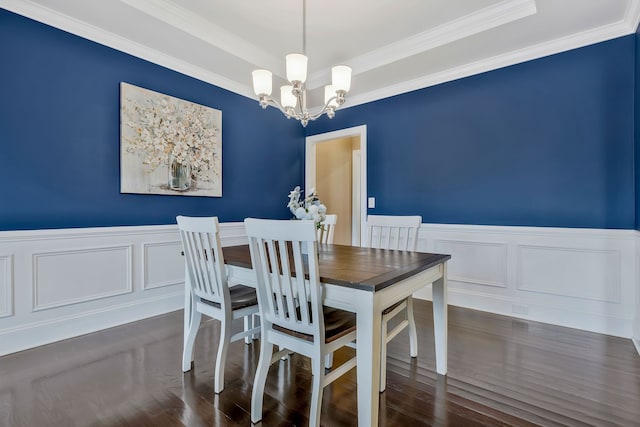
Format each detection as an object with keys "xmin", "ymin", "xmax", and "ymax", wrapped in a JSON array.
[
  {"xmin": 177, "ymin": 215, "xmax": 260, "ymax": 394},
  {"xmin": 317, "ymin": 214, "xmax": 337, "ymax": 244},
  {"xmin": 245, "ymin": 218, "xmax": 357, "ymax": 427},
  {"xmin": 366, "ymin": 214, "xmax": 422, "ymax": 392}
]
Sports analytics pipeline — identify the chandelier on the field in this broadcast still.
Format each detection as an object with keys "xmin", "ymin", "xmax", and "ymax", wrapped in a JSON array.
[{"xmin": 251, "ymin": 0, "xmax": 352, "ymax": 127}]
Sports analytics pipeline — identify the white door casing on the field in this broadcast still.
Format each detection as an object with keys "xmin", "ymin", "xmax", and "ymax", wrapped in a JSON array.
[{"xmin": 306, "ymin": 125, "xmax": 367, "ymax": 246}]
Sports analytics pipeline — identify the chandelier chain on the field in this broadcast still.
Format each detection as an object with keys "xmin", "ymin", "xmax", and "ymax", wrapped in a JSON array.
[{"xmin": 302, "ymin": 0, "xmax": 306, "ymax": 55}]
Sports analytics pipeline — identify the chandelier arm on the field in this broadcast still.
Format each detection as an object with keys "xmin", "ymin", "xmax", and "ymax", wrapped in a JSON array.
[
  {"xmin": 259, "ymin": 95, "xmax": 304, "ymax": 120},
  {"xmin": 306, "ymin": 98, "xmax": 340, "ymax": 121}
]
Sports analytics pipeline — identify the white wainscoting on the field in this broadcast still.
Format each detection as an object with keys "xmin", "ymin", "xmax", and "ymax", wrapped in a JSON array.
[
  {"xmin": 0, "ymin": 223, "xmax": 247, "ymax": 356},
  {"xmin": 0, "ymin": 222, "xmax": 638, "ymax": 356},
  {"xmin": 634, "ymin": 235, "xmax": 640, "ymax": 356},
  {"xmin": 0, "ymin": 254, "xmax": 13, "ymax": 318},
  {"xmin": 415, "ymin": 224, "xmax": 637, "ymax": 340}
]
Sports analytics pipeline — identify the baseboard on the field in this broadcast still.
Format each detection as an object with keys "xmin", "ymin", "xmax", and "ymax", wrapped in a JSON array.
[
  {"xmin": 0, "ymin": 291, "xmax": 183, "ymax": 356},
  {"xmin": 414, "ymin": 288, "xmax": 632, "ymax": 338},
  {"xmin": 633, "ymin": 338, "xmax": 640, "ymax": 357}
]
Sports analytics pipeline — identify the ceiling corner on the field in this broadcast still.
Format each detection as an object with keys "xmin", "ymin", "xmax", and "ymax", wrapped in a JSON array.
[{"xmin": 624, "ymin": 0, "xmax": 640, "ymax": 33}]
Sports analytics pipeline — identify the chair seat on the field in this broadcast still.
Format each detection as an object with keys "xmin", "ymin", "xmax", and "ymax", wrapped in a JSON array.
[
  {"xmin": 201, "ymin": 284, "xmax": 258, "ymax": 310},
  {"xmin": 382, "ymin": 298, "xmax": 407, "ymax": 315},
  {"xmin": 274, "ymin": 306, "xmax": 356, "ymax": 343}
]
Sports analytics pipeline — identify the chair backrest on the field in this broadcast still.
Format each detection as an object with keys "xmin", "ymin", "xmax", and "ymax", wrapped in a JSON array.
[
  {"xmin": 365, "ymin": 215, "xmax": 422, "ymax": 251},
  {"xmin": 177, "ymin": 216, "xmax": 229, "ymax": 306},
  {"xmin": 317, "ymin": 214, "xmax": 337, "ymax": 244},
  {"xmin": 244, "ymin": 219, "xmax": 323, "ymax": 340}
]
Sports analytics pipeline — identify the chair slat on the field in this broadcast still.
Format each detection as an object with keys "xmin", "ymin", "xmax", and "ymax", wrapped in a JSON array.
[{"xmin": 365, "ymin": 215, "xmax": 421, "ymax": 251}]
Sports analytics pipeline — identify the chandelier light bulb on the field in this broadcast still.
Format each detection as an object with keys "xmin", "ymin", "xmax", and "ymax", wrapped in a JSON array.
[
  {"xmin": 252, "ymin": 69, "xmax": 272, "ymax": 96},
  {"xmin": 280, "ymin": 85, "xmax": 297, "ymax": 109},
  {"xmin": 286, "ymin": 53, "xmax": 308, "ymax": 83},
  {"xmin": 324, "ymin": 85, "xmax": 339, "ymax": 108},
  {"xmin": 332, "ymin": 65, "xmax": 352, "ymax": 93}
]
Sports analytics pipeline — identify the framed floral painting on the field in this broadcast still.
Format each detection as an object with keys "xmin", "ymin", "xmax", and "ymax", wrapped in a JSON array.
[{"xmin": 120, "ymin": 82, "xmax": 222, "ymax": 197}]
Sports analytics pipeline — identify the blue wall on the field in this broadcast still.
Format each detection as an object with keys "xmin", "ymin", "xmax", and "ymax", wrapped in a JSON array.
[
  {"xmin": 0, "ymin": 9, "xmax": 304, "ymax": 231},
  {"xmin": 308, "ymin": 37, "xmax": 636, "ymax": 229},
  {"xmin": 1, "ymin": 8, "xmax": 638, "ymax": 231},
  {"xmin": 635, "ymin": 27, "xmax": 640, "ymax": 231}
]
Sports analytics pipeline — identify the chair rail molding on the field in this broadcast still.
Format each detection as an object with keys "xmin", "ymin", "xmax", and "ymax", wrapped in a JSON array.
[{"xmin": 0, "ymin": 223, "xmax": 247, "ymax": 356}]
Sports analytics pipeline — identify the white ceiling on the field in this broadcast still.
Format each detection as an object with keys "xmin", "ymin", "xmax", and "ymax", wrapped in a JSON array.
[{"xmin": 3, "ymin": 0, "xmax": 640, "ymax": 109}]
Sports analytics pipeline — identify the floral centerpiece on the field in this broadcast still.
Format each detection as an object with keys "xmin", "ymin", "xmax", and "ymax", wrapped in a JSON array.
[{"xmin": 287, "ymin": 186, "xmax": 327, "ymax": 229}]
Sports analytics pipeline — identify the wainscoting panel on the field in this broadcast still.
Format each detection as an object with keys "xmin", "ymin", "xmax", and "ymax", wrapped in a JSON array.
[
  {"xmin": 143, "ymin": 241, "xmax": 183, "ymax": 290},
  {"xmin": 517, "ymin": 245, "xmax": 621, "ymax": 302},
  {"xmin": 417, "ymin": 224, "xmax": 637, "ymax": 339},
  {"xmin": 0, "ymin": 255, "xmax": 13, "ymax": 318},
  {"xmin": 434, "ymin": 240, "xmax": 507, "ymax": 288},
  {"xmin": 33, "ymin": 245, "xmax": 133, "ymax": 311}
]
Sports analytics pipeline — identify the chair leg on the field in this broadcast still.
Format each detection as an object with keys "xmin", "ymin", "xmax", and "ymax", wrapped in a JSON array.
[
  {"xmin": 380, "ymin": 312, "xmax": 389, "ymax": 392},
  {"xmin": 251, "ymin": 314, "xmax": 259, "ymax": 340},
  {"xmin": 309, "ymin": 353, "xmax": 325, "ymax": 427},
  {"xmin": 251, "ymin": 337, "xmax": 273, "ymax": 424},
  {"xmin": 407, "ymin": 297, "xmax": 418, "ymax": 358},
  {"xmin": 214, "ymin": 314, "xmax": 232, "ymax": 394},
  {"xmin": 182, "ymin": 298, "xmax": 201, "ymax": 372},
  {"xmin": 324, "ymin": 352, "xmax": 334, "ymax": 369},
  {"xmin": 278, "ymin": 345, "xmax": 291, "ymax": 360},
  {"xmin": 244, "ymin": 315, "xmax": 252, "ymax": 344}
]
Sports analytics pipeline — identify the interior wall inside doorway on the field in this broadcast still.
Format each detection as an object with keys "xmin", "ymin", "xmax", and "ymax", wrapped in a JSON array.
[{"xmin": 315, "ymin": 136, "xmax": 361, "ymax": 245}]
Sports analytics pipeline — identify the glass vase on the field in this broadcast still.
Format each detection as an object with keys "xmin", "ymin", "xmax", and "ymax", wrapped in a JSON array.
[{"xmin": 168, "ymin": 152, "xmax": 192, "ymax": 191}]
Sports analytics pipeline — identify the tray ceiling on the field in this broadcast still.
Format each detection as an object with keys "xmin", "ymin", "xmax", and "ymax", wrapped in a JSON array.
[{"xmin": 2, "ymin": 0, "xmax": 639, "ymax": 108}]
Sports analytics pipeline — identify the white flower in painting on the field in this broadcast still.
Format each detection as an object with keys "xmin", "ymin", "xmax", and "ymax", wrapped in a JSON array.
[{"xmin": 122, "ymin": 90, "xmax": 219, "ymax": 183}]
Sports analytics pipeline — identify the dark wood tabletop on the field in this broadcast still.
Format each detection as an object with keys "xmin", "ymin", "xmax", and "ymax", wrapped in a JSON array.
[{"xmin": 223, "ymin": 243, "xmax": 451, "ymax": 292}]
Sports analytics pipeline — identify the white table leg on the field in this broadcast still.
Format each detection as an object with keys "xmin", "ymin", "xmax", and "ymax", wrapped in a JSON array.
[
  {"xmin": 432, "ymin": 262, "xmax": 448, "ymax": 375},
  {"xmin": 355, "ymin": 292, "xmax": 381, "ymax": 427}
]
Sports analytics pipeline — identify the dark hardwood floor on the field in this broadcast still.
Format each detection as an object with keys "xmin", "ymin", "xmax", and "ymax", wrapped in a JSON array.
[{"xmin": 1, "ymin": 300, "xmax": 639, "ymax": 426}]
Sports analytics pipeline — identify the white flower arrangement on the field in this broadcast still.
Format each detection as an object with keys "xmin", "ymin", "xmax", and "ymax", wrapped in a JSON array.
[
  {"xmin": 287, "ymin": 186, "xmax": 327, "ymax": 229},
  {"xmin": 122, "ymin": 94, "xmax": 219, "ymax": 182}
]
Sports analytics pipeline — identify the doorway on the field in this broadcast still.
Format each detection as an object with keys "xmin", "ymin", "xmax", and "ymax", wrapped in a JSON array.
[{"xmin": 305, "ymin": 125, "xmax": 367, "ymax": 246}]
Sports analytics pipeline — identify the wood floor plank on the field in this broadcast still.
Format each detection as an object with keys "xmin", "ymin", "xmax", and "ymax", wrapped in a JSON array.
[{"xmin": 1, "ymin": 300, "xmax": 639, "ymax": 426}]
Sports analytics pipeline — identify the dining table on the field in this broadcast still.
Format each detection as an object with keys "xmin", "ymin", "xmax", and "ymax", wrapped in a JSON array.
[{"xmin": 183, "ymin": 243, "xmax": 451, "ymax": 427}]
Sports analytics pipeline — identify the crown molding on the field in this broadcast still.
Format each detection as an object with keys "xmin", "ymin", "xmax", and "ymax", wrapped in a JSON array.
[
  {"xmin": 624, "ymin": 0, "xmax": 640, "ymax": 32},
  {"xmin": 341, "ymin": 19, "xmax": 634, "ymax": 110},
  {"xmin": 306, "ymin": 0, "xmax": 537, "ymax": 89},
  {"xmin": 119, "ymin": 0, "xmax": 283, "ymax": 77},
  {"xmin": 0, "ymin": 0, "xmax": 254, "ymax": 99}
]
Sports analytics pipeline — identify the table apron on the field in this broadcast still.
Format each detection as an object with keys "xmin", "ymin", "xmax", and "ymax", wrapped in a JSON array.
[{"xmin": 227, "ymin": 263, "xmax": 443, "ymax": 314}]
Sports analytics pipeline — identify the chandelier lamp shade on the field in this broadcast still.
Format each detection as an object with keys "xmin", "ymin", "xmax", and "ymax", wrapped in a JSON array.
[{"xmin": 251, "ymin": 1, "xmax": 352, "ymax": 127}]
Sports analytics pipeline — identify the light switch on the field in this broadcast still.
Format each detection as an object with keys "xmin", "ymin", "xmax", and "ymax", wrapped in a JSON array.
[{"xmin": 368, "ymin": 197, "xmax": 376, "ymax": 208}]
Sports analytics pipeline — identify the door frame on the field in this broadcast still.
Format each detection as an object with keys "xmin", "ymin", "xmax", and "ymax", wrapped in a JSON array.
[{"xmin": 305, "ymin": 125, "xmax": 367, "ymax": 246}]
